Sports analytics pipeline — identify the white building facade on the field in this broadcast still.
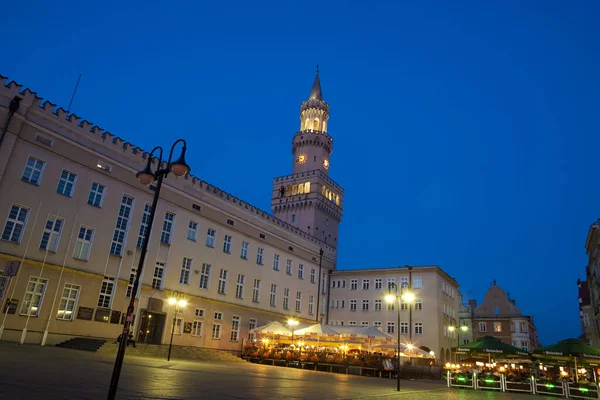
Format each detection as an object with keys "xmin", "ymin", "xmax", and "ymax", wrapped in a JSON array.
[{"xmin": 328, "ymin": 266, "xmax": 461, "ymax": 363}]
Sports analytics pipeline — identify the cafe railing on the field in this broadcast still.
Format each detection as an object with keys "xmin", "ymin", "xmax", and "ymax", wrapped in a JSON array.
[{"xmin": 566, "ymin": 382, "xmax": 599, "ymax": 399}]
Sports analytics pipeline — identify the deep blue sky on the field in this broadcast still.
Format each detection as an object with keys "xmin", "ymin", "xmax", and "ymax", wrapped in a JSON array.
[{"xmin": 2, "ymin": 1, "xmax": 599, "ymax": 345}]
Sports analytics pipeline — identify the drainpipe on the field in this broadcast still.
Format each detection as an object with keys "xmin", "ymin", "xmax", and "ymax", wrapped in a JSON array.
[
  {"xmin": 0, "ymin": 96, "xmax": 22, "ymax": 149},
  {"xmin": 315, "ymin": 248, "xmax": 323, "ymax": 323},
  {"xmin": 325, "ymin": 270, "xmax": 332, "ymax": 324}
]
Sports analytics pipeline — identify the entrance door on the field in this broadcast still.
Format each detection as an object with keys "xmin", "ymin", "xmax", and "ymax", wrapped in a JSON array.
[{"xmin": 137, "ymin": 311, "xmax": 166, "ymax": 344}]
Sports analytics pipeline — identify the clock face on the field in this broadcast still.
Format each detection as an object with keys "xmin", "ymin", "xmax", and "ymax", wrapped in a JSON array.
[
  {"xmin": 323, "ymin": 159, "xmax": 329, "ymax": 169},
  {"xmin": 296, "ymin": 154, "xmax": 307, "ymax": 164}
]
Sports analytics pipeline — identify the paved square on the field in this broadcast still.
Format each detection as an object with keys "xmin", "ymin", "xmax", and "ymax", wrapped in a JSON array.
[{"xmin": 0, "ymin": 343, "xmax": 555, "ymax": 399}]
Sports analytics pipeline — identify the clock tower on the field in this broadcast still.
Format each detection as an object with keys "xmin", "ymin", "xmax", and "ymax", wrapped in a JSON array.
[{"xmin": 271, "ymin": 69, "xmax": 344, "ymax": 245}]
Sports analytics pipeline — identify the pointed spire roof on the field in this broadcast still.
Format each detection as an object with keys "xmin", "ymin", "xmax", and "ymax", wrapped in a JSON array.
[{"xmin": 309, "ymin": 65, "xmax": 323, "ymax": 101}]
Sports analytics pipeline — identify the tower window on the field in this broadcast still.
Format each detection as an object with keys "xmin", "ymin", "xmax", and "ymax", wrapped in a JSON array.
[
  {"xmin": 313, "ymin": 119, "xmax": 319, "ymax": 130},
  {"xmin": 304, "ymin": 119, "xmax": 310, "ymax": 130},
  {"xmin": 304, "ymin": 182, "xmax": 310, "ymax": 193},
  {"xmin": 292, "ymin": 185, "xmax": 298, "ymax": 195},
  {"xmin": 314, "ymin": 156, "xmax": 317, "ymax": 162},
  {"xmin": 291, "ymin": 214, "xmax": 296, "ymax": 222},
  {"xmin": 298, "ymin": 184, "xmax": 304, "ymax": 194}
]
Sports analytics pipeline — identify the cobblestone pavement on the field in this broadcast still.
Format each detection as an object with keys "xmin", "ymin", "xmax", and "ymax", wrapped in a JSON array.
[{"xmin": 0, "ymin": 343, "xmax": 555, "ymax": 400}]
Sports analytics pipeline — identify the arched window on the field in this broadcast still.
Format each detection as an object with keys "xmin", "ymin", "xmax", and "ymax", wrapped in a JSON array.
[
  {"xmin": 321, "ymin": 185, "xmax": 326, "ymax": 196},
  {"xmin": 292, "ymin": 185, "xmax": 298, "ymax": 195},
  {"xmin": 304, "ymin": 182, "xmax": 311, "ymax": 193},
  {"xmin": 335, "ymin": 195, "xmax": 340, "ymax": 206},
  {"xmin": 304, "ymin": 119, "xmax": 310, "ymax": 130},
  {"xmin": 322, "ymin": 120, "xmax": 327, "ymax": 132},
  {"xmin": 298, "ymin": 184, "xmax": 304, "ymax": 194},
  {"xmin": 313, "ymin": 119, "xmax": 319, "ymax": 131},
  {"xmin": 285, "ymin": 185, "xmax": 291, "ymax": 196}
]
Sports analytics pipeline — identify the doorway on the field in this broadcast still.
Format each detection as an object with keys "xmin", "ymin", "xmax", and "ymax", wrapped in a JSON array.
[{"xmin": 137, "ymin": 310, "xmax": 166, "ymax": 344}]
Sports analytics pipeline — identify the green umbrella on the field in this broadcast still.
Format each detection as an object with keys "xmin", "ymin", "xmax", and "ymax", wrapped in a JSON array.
[
  {"xmin": 453, "ymin": 336, "xmax": 530, "ymax": 358},
  {"xmin": 533, "ymin": 338, "xmax": 600, "ymax": 363}
]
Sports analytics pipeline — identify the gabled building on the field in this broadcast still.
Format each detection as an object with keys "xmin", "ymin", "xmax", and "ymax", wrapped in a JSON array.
[{"xmin": 469, "ymin": 281, "xmax": 540, "ymax": 352}]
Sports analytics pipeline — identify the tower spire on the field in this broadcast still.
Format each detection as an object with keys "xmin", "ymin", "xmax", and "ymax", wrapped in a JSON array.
[{"xmin": 309, "ymin": 65, "xmax": 323, "ymax": 101}]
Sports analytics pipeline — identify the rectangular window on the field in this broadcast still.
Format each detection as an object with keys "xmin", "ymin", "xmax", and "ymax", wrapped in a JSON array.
[
  {"xmin": 519, "ymin": 321, "xmax": 528, "ymax": 333},
  {"xmin": 413, "ymin": 276, "xmax": 422, "ymax": 289},
  {"xmin": 195, "ymin": 308, "xmax": 205, "ymax": 317},
  {"xmin": 400, "ymin": 322, "xmax": 409, "ymax": 334},
  {"xmin": 286, "ymin": 259, "xmax": 292, "ymax": 275},
  {"xmin": 217, "ymin": 269, "xmax": 228, "ymax": 294},
  {"xmin": 349, "ymin": 321, "xmax": 357, "ymax": 326},
  {"xmin": 414, "ymin": 322, "xmax": 423, "ymax": 335},
  {"xmin": 273, "ymin": 254, "xmax": 280, "ymax": 270},
  {"xmin": 205, "ymin": 228, "xmax": 216, "ymax": 247},
  {"xmin": 88, "ymin": 182, "xmax": 105, "ymax": 207},
  {"xmin": 173, "ymin": 317, "xmax": 183, "ymax": 335},
  {"xmin": 21, "ymin": 156, "xmax": 45, "ymax": 185},
  {"xmin": 226, "ymin": 218, "xmax": 235, "ymax": 226},
  {"xmin": 283, "ymin": 288, "xmax": 290, "ymax": 310},
  {"xmin": 2, "ymin": 205, "xmax": 29, "ymax": 243},
  {"xmin": 192, "ymin": 203, "xmax": 202, "ymax": 212},
  {"xmin": 137, "ymin": 204, "xmax": 152, "ymax": 248},
  {"xmin": 414, "ymin": 299, "xmax": 423, "ymax": 311},
  {"xmin": 160, "ymin": 212, "xmax": 175, "ymax": 244},
  {"xmin": 387, "ymin": 278, "xmax": 395, "ymax": 289},
  {"xmin": 56, "ymin": 169, "xmax": 77, "ymax": 197},
  {"xmin": 310, "ymin": 268, "xmax": 316, "ymax": 284},
  {"xmin": 230, "ymin": 316, "xmax": 241, "ymax": 341},
  {"xmin": 152, "ymin": 262, "xmax": 165, "ymax": 289},
  {"xmin": 180, "ymin": 257, "xmax": 192, "ymax": 284},
  {"xmin": 126, "ymin": 267, "xmax": 136, "ymax": 298},
  {"xmin": 110, "ymin": 195, "xmax": 134, "ymax": 256},
  {"xmin": 583, "ymin": 313, "xmax": 590, "ymax": 327},
  {"xmin": 20, "ymin": 276, "xmax": 48, "ymax": 316},
  {"xmin": 248, "ymin": 318, "xmax": 257, "ymax": 341},
  {"xmin": 494, "ymin": 322, "xmax": 502, "ymax": 332},
  {"xmin": 374, "ymin": 321, "xmax": 382, "ymax": 327},
  {"xmin": 322, "ymin": 274, "xmax": 328, "ymax": 294},
  {"xmin": 362, "ymin": 300, "xmax": 369, "ymax": 311},
  {"xmin": 521, "ymin": 341, "xmax": 529, "ymax": 352},
  {"xmin": 223, "ymin": 235, "xmax": 232, "ymax": 253},
  {"xmin": 56, "ymin": 283, "xmax": 80, "ymax": 320},
  {"xmin": 192, "ymin": 320, "xmax": 203, "ymax": 337},
  {"xmin": 257, "ymin": 247, "xmax": 264, "ymax": 264},
  {"xmin": 350, "ymin": 299, "xmax": 357, "ymax": 311},
  {"xmin": 400, "ymin": 277, "xmax": 408, "ymax": 287},
  {"xmin": 298, "ymin": 264, "xmax": 304, "ymax": 279},
  {"xmin": 241, "ymin": 241, "xmax": 249, "ymax": 259},
  {"xmin": 295, "ymin": 291, "xmax": 302, "ymax": 313},
  {"xmin": 387, "ymin": 321, "xmax": 395, "ymax": 334},
  {"xmin": 211, "ymin": 323, "xmax": 222, "ymax": 339},
  {"xmin": 400, "ymin": 301, "xmax": 408, "ymax": 311},
  {"xmin": 235, "ymin": 274, "xmax": 245, "ymax": 299},
  {"xmin": 73, "ymin": 226, "xmax": 94, "ymax": 260},
  {"xmin": 269, "ymin": 284, "xmax": 277, "ymax": 307},
  {"xmin": 97, "ymin": 160, "xmax": 112, "ymax": 172},
  {"xmin": 387, "ymin": 302, "xmax": 395, "ymax": 311},
  {"xmin": 97, "ymin": 276, "xmax": 115, "ymax": 308},
  {"xmin": 479, "ymin": 322, "xmax": 487, "ymax": 332},
  {"xmin": 291, "ymin": 214, "xmax": 296, "ymax": 222},
  {"xmin": 374, "ymin": 299, "xmax": 382, "ymax": 311},
  {"xmin": 187, "ymin": 221, "xmax": 198, "ymax": 241},
  {"xmin": 362, "ymin": 279, "xmax": 370, "ymax": 290},
  {"xmin": 40, "ymin": 216, "xmax": 64, "ymax": 252},
  {"xmin": 374, "ymin": 278, "xmax": 382, "ymax": 290},
  {"xmin": 350, "ymin": 279, "xmax": 358, "ymax": 290},
  {"xmin": 361, "ymin": 321, "xmax": 369, "ymax": 326},
  {"xmin": 214, "ymin": 311, "xmax": 223, "ymax": 320},
  {"xmin": 199, "ymin": 263, "xmax": 211, "ymax": 290},
  {"xmin": 252, "ymin": 279, "xmax": 261, "ymax": 303},
  {"xmin": 308, "ymin": 295, "xmax": 314, "ymax": 315}
]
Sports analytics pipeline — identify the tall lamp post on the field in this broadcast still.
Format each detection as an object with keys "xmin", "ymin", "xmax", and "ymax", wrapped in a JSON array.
[
  {"xmin": 168, "ymin": 291, "xmax": 187, "ymax": 361},
  {"xmin": 385, "ymin": 282, "xmax": 414, "ymax": 392},
  {"xmin": 448, "ymin": 322, "xmax": 468, "ymax": 363},
  {"xmin": 107, "ymin": 140, "xmax": 190, "ymax": 400},
  {"xmin": 288, "ymin": 318, "xmax": 299, "ymax": 347}
]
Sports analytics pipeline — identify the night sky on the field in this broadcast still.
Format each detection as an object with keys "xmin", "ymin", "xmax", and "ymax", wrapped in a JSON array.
[{"xmin": 2, "ymin": 1, "xmax": 599, "ymax": 345}]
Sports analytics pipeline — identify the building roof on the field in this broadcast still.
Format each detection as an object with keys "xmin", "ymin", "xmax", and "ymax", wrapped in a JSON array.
[
  {"xmin": 309, "ymin": 67, "xmax": 323, "ymax": 101},
  {"xmin": 332, "ymin": 265, "xmax": 459, "ymax": 287}
]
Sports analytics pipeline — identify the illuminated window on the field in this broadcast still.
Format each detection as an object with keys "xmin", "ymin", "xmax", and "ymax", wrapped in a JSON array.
[
  {"xmin": 313, "ymin": 118, "xmax": 319, "ymax": 130},
  {"xmin": 285, "ymin": 185, "xmax": 291, "ymax": 196},
  {"xmin": 304, "ymin": 119, "xmax": 310, "ymax": 130},
  {"xmin": 298, "ymin": 184, "xmax": 304, "ymax": 194},
  {"xmin": 494, "ymin": 322, "xmax": 502, "ymax": 332},
  {"xmin": 304, "ymin": 182, "xmax": 310, "ymax": 193},
  {"xmin": 292, "ymin": 185, "xmax": 298, "ymax": 195},
  {"xmin": 322, "ymin": 120, "xmax": 327, "ymax": 132}
]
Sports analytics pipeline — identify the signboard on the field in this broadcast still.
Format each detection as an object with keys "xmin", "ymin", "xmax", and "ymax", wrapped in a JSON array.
[
  {"xmin": 95, "ymin": 309, "xmax": 110, "ymax": 322},
  {"xmin": 76, "ymin": 306, "xmax": 94, "ymax": 321},
  {"xmin": 148, "ymin": 298, "xmax": 163, "ymax": 313},
  {"xmin": 4, "ymin": 261, "xmax": 20, "ymax": 277}
]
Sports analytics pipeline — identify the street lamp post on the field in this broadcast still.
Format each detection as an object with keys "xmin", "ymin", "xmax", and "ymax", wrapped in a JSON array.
[
  {"xmin": 448, "ymin": 322, "xmax": 468, "ymax": 363},
  {"xmin": 167, "ymin": 292, "xmax": 187, "ymax": 361},
  {"xmin": 385, "ymin": 282, "xmax": 414, "ymax": 392},
  {"xmin": 288, "ymin": 318, "xmax": 299, "ymax": 348},
  {"xmin": 106, "ymin": 140, "xmax": 190, "ymax": 400}
]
